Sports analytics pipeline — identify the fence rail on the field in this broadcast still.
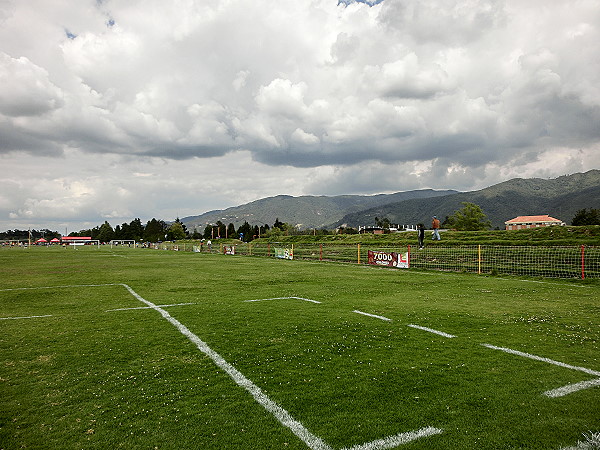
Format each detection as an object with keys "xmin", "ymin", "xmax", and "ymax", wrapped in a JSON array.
[{"xmin": 155, "ymin": 242, "xmax": 600, "ymax": 279}]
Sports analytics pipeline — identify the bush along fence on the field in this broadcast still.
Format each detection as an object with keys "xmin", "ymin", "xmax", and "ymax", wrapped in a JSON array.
[{"xmin": 155, "ymin": 242, "xmax": 600, "ymax": 280}]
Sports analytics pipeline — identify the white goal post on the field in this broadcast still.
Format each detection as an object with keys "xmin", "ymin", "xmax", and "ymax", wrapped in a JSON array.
[{"xmin": 109, "ymin": 240, "xmax": 136, "ymax": 248}]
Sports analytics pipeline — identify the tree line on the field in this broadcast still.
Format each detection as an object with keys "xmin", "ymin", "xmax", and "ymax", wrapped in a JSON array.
[
  {"xmin": 1, "ymin": 206, "xmax": 598, "ymax": 242},
  {"xmin": 0, "ymin": 217, "xmax": 319, "ymax": 243}
]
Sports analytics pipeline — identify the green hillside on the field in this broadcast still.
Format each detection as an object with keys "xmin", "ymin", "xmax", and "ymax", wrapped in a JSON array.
[
  {"xmin": 331, "ymin": 170, "xmax": 600, "ymax": 229},
  {"xmin": 181, "ymin": 189, "xmax": 456, "ymax": 231}
]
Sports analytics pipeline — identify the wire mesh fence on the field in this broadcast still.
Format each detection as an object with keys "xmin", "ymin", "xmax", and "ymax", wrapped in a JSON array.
[{"xmin": 155, "ymin": 241, "xmax": 599, "ymax": 279}]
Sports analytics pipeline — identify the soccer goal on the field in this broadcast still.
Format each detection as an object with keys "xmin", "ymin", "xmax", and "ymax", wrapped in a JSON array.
[{"xmin": 109, "ymin": 240, "xmax": 136, "ymax": 248}]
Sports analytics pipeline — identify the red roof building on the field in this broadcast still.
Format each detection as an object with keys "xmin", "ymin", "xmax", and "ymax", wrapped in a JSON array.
[{"xmin": 505, "ymin": 215, "xmax": 565, "ymax": 230}]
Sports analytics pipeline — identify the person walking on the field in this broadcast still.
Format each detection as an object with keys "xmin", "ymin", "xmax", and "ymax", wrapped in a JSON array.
[
  {"xmin": 431, "ymin": 216, "xmax": 441, "ymax": 240},
  {"xmin": 417, "ymin": 223, "xmax": 425, "ymax": 249}
]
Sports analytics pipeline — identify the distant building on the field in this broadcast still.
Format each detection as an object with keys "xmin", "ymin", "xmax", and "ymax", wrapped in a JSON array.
[
  {"xmin": 505, "ymin": 215, "xmax": 565, "ymax": 230},
  {"xmin": 358, "ymin": 226, "xmax": 384, "ymax": 234}
]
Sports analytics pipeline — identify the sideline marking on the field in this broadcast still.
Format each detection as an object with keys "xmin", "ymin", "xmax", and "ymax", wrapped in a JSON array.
[
  {"xmin": 1, "ymin": 282, "xmax": 442, "ymax": 448},
  {"xmin": 0, "ymin": 314, "xmax": 53, "ymax": 320},
  {"xmin": 407, "ymin": 324, "xmax": 456, "ymax": 338},
  {"xmin": 544, "ymin": 378, "xmax": 600, "ymax": 398},
  {"xmin": 342, "ymin": 427, "xmax": 443, "ymax": 450},
  {"xmin": 120, "ymin": 284, "xmax": 330, "ymax": 450},
  {"xmin": 120, "ymin": 284, "xmax": 439, "ymax": 449},
  {"xmin": 0, "ymin": 283, "xmax": 120, "ymax": 292},
  {"xmin": 106, "ymin": 303, "xmax": 195, "ymax": 312},
  {"xmin": 497, "ymin": 278, "xmax": 589, "ymax": 288},
  {"xmin": 353, "ymin": 310, "xmax": 392, "ymax": 322},
  {"xmin": 481, "ymin": 344, "xmax": 600, "ymax": 377},
  {"xmin": 245, "ymin": 296, "xmax": 321, "ymax": 304},
  {"xmin": 482, "ymin": 343, "xmax": 600, "ymax": 397}
]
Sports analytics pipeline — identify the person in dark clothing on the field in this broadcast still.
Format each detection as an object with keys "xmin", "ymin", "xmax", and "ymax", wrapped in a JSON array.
[{"xmin": 417, "ymin": 223, "xmax": 425, "ymax": 249}]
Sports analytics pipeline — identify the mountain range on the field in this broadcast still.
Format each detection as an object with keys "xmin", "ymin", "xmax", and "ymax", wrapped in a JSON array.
[{"xmin": 181, "ymin": 170, "xmax": 600, "ymax": 231}]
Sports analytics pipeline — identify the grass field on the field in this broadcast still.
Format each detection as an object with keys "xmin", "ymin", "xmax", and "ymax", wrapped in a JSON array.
[{"xmin": 1, "ymin": 246, "xmax": 599, "ymax": 449}]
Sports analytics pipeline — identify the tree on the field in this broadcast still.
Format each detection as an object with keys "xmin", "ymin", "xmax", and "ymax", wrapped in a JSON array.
[
  {"xmin": 129, "ymin": 218, "xmax": 145, "ymax": 241},
  {"xmin": 144, "ymin": 218, "xmax": 167, "ymax": 242},
  {"xmin": 175, "ymin": 218, "xmax": 188, "ymax": 237},
  {"xmin": 572, "ymin": 208, "xmax": 600, "ymax": 226},
  {"xmin": 202, "ymin": 224, "xmax": 213, "ymax": 239},
  {"xmin": 227, "ymin": 223, "xmax": 236, "ymax": 239},
  {"xmin": 166, "ymin": 221, "xmax": 186, "ymax": 240},
  {"xmin": 97, "ymin": 221, "xmax": 115, "ymax": 243},
  {"xmin": 447, "ymin": 202, "xmax": 491, "ymax": 231},
  {"xmin": 215, "ymin": 221, "xmax": 225, "ymax": 238},
  {"xmin": 236, "ymin": 221, "xmax": 253, "ymax": 241},
  {"xmin": 190, "ymin": 227, "xmax": 203, "ymax": 239},
  {"xmin": 376, "ymin": 217, "xmax": 391, "ymax": 229}
]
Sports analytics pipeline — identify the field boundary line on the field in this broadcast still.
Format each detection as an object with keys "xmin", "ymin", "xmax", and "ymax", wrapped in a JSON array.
[
  {"xmin": 244, "ymin": 296, "xmax": 321, "ymax": 304},
  {"xmin": 0, "ymin": 314, "xmax": 53, "ymax": 320},
  {"xmin": 0, "ymin": 283, "xmax": 120, "ymax": 292},
  {"xmin": 353, "ymin": 310, "xmax": 392, "ymax": 321},
  {"xmin": 120, "ymin": 284, "xmax": 441, "ymax": 449},
  {"xmin": 106, "ymin": 303, "xmax": 195, "ymax": 312},
  {"xmin": 0, "ymin": 282, "xmax": 445, "ymax": 448},
  {"xmin": 481, "ymin": 344, "xmax": 600, "ymax": 377},
  {"xmin": 341, "ymin": 426, "xmax": 443, "ymax": 450},
  {"xmin": 496, "ymin": 278, "xmax": 590, "ymax": 288},
  {"xmin": 544, "ymin": 378, "xmax": 600, "ymax": 398},
  {"xmin": 119, "ymin": 283, "xmax": 332, "ymax": 450},
  {"xmin": 407, "ymin": 324, "xmax": 456, "ymax": 338}
]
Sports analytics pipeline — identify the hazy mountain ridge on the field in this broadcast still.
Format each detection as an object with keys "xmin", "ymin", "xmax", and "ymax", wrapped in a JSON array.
[
  {"xmin": 181, "ymin": 190, "xmax": 457, "ymax": 231},
  {"xmin": 181, "ymin": 170, "xmax": 600, "ymax": 231}
]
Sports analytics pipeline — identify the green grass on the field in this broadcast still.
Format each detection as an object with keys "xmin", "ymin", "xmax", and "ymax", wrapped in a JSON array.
[{"xmin": 1, "ymin": 246, "xmax": 599, "ymax": 449}]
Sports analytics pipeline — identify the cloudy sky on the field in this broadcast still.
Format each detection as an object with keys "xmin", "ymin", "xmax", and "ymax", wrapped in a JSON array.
[{"xmin": 1, "ymin": 0, "xmax": 599, "ymax": 232}]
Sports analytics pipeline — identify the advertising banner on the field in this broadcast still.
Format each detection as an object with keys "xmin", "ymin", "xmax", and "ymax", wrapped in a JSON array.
[
  {"xmin": 368, "ymin": 250, "xmax": 409, "ymax": 268},
  {"xmin": 274, "ymin": 247, "xmax": 293, "ymax": 260},
  {"xmin": 223, "ymin": 245, "xmax": 235, "ymax": 255}
]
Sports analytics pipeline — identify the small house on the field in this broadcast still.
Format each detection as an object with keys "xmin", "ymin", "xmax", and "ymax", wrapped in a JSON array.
[{"xmin": 505, "ymin": 215, "xmax": 565, "ymax": 230}]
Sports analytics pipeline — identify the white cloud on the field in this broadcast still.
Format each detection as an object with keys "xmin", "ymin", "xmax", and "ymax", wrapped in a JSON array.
[
  {"xmin": 0, "ymin": 0, "xmax": 598, "ymax": 231},
  {"xmin": 0, "ymin": 53, "xmax": 64, "ymax": 117}
]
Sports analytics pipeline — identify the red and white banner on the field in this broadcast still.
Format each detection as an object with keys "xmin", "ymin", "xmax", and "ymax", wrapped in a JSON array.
[{"xmin": 368, "ymin": 250, "xmax": 409, "ymax": 268}]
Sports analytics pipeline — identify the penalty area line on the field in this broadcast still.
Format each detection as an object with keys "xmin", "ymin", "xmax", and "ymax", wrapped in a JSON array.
[
  {"xmin": 106, "ymin": 303, "xmax": 195, "ymax": 312},
  {"xmin": 0, "ymin": 283, "xmax": 121, "ymax": 292},
  {"xmin": 481, "ymin": 344, "xmax": 600, "ymax": 377},
  {"xmin": 120, "ymin": 283, "xmax": 441, "ymax": 449},
  {"xmin": 119, "ymin": 284, "xmax": 331, "ymax": 450},
  {"xmin": 407, "ymin": 324, "xmax": 456, "ymax": 338},
  {"xmin": 0, "ymin": 314, "xmax": 53, "ymax": 320},
  {"xmin": 353, "ymin": 310, "xmax": 392, "ymax": 322},
  {"xmin": 544, "ymin": 378, "xmax": 600, "ymax": 398},
  {"xmin": 341, "ymin": 426, "xmax": 443, "ymax": 450},
  {"xmin": 244, "ymin": 296, "xmax": 321, "ymax": 304}
]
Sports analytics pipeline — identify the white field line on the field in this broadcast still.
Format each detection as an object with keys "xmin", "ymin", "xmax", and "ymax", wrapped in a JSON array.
[
  {"xmin": 544, "ymin": 378, "xmax": 600, "ymax": 398},
  {"xmin": 120, "ymin": 284, "xmax": 440, "ymax": 449},
  {"xmin": 353, "ymin": 310, "xmax": 392, "ymax": 322},
  {"xmin": 105, "ymin": 303, "xmax": 195, "ymax": 312},
  {"xmin": 244, "ymin": 296, "xmax": 321, "ymax": 304},
  {"xmin": 1, "ymin": 282, "xmax": 441, "ymax": 448},
  {"xmin": 407, "ymin": 324, "xmax": 456, "ymax": 338},
  {"xmin": 341, "ymin": 427, "xmax": 443, "ymax": 450},
  {"xmin": 481, "ymin": 344, "xmax": 600, "ymax": 377},
  {"xmin": 0, "ymin": 314, "xmax": 53, "ymax": 320},
  {"xmin": 119, "ymin": 284, "xmax": 331, "ymax": 450},
  {"xmin": 0, "ymin": 283, "xmax": 120, "ymax": 291},
  {"xmin": 496, "ymin": 278, "xmax": 590, "ymax": 288}
]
